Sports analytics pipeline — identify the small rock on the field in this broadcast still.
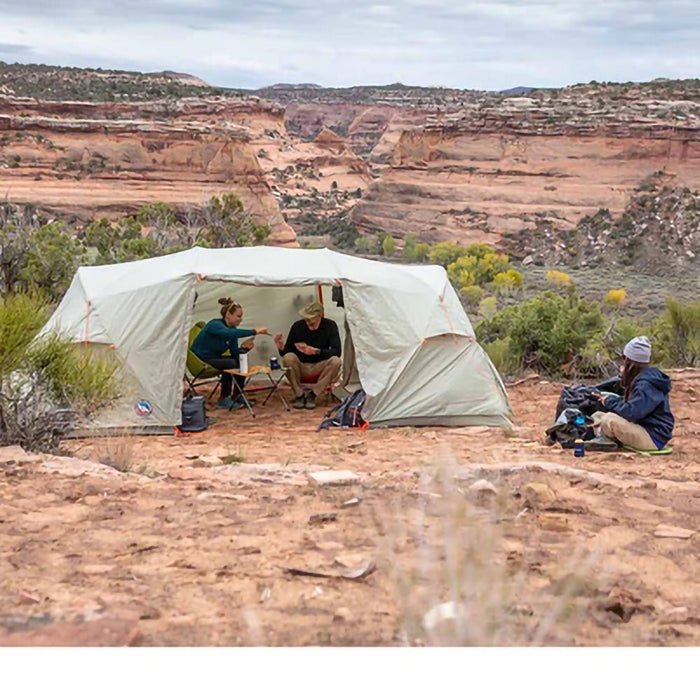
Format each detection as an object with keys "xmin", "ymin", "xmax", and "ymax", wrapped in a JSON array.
[
  {"xmin": 522, "ymin": 255, "xmax": 533, "ymax": 265},
  {"xmin": 660, "ymin": 606, "xmax": 689, "ymax": 624},
  {"xmin": 309, "ymin": 512, "xmax": 338, "ymax": 524},
  {"xmin": 259, "ymin": 587, "xmax": 272, "ymax": 604},
  {"xmin": 333, "ymin": 607, "xmax": 353, "ymax": 622},
  {"xmin": 308, "ymin": 470, "xmax": 360, "ymax": 486},
  {"xmin": 314, "ymin": 541, "xmax": 345, "ymax": 551},
  {"xmin": 334, "ymin": 553, "xmax": 368, "ymax": 569},
  {"xmin": 191, "ymin": 455, "xmax": 224, "ymax": 468},
  {"xmin": 523, "ymin": 482, "xmax": 557, "ymax": 504},
  {"xmin": 654, "ymin": 524, "xmax": 695, "ymax": 539},
  {"xmin": 468, "ymin": 479, "xmax": 497, "ymax": 494},
  {"xmin": 423, "ymin": 601, "xmax": 465, "ymax": 632},
  {"xmin": 538, "ymin": 513, "xmax": 569, "ymax": 531},
  {"xmin": 341, "ymin": 497, "xmax": 362, "ymax": 508}
]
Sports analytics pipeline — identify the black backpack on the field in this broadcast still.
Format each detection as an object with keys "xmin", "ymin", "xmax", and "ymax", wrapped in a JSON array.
[
  {"xmin": 179, "ymin": 395, "xmax": 207, "ymax": 433},
  {"xmin": 316, "ymin": 389, "xmax": 368, "ymax": 432},
  {"xmin": 545, "ymin": 407, "xmax": 595, "ymax": 447}
]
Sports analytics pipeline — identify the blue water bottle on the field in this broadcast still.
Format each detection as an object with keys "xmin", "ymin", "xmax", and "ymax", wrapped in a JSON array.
[{"xmin": 574, "ymin": 438, "xmax": 585, "ymax": 458}]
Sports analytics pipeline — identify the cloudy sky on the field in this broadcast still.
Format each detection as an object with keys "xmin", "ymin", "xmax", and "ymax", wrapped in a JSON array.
[{"xmin": 1, "ymin": 0, "xmax": 699, "ymax": 90}]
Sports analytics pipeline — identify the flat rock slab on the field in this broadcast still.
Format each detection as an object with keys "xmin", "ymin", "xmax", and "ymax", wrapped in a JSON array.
[
  {"xmin": 308, "ymin": 470, "xmax": 360, "ymax": 486},
  {"xmin": 0, "ymin": 615, "xmax": 139, "ymax": 646},
  {"xmin": 654, "ymin": 524, "xmax": 696, "ymax": 539}
]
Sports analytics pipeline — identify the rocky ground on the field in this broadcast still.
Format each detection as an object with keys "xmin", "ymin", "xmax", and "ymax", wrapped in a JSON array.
[{"xmin": 1, "ymin": 369, "xmax": 699, "ymax": 646}]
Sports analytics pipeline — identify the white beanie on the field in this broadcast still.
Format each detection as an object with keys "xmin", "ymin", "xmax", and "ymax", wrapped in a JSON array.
[{"xmin": 623, "ymin": 336, "xmax": 652, "ymax": 364}]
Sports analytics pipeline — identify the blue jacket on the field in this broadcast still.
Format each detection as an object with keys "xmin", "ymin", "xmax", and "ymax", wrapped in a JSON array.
[
  {"xmin": 190, "ymin": 318, "xmax": 255, "ymax": 360},
  {"xmin": 605, "ymin": 367, "xmax": 674, "ymax": 448}
]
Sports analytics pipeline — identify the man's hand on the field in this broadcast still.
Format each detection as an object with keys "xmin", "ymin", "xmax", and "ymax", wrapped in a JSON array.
[
  {"xmin": 274, "ymin": 332, "xmax": 284, "ymax": 351},
  {"xmin": 255, "ymin": 327, "xmax": 269, "ymax": 336},
  {"xmin": 294, "ymin": 342, "xmax": 320, "ymax": 356},
  {"xmin": 240, "ymin": 338, "xmax": 255, "ymax": 350}
]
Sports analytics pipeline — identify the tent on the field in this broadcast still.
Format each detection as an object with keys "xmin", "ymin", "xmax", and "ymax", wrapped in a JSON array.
[{"xmin": 40, "ymin": 246, "xmax": 513, "ymax": 430}]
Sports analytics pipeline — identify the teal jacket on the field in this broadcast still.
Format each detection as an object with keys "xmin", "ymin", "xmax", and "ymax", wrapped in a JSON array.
[{"xmin": 191, "ymin": 318, "xmax": 256, "ymax": 360}]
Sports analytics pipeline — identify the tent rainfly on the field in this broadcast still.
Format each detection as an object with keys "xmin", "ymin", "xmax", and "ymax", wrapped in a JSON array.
[{"xmin": 40, "ymin": 246, "xmax": 513, "ymax": 431}]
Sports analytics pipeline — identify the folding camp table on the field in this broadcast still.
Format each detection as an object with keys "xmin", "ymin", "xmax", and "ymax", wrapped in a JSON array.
[{"xmin": 224, "ymin": 365, "xmax": 290, "ymax": 417}]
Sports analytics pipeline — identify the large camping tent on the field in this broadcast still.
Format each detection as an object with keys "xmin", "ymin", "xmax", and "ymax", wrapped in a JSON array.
[{"xmin": 40, "ymin": 246, "xmax": 513, "ymax": 430}]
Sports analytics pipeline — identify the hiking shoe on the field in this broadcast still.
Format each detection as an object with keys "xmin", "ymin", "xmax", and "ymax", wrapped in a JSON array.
[
  {"xmin": 584, "ymin": 435, "xmax": 619, "ymax": 452},
  {"xmin": 304, "ymin": 391, "xmax": 317, "ymax": 409},
  {"xmin": 229, "ymin": 398, "xmax": 246, "ymax": 411},
  {"xmin": 293, "ymin": 394, "xmax": 306, "ymax": 409},
  {"xmin": 217, "ymin": 396, "xmax": 236, "ymax": 409}
]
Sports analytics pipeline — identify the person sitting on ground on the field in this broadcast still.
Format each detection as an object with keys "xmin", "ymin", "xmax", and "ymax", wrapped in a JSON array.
[
  {"xmin": 590, "ymin": 336, "xmax": 674, "ymax": 451},
  {"xmin": 190, "ymin": 297, "xmax": 269, "ymax": 410},
  {"xmin": 274, "ymin": 300, "xmax": 341, "ymax": 409}
]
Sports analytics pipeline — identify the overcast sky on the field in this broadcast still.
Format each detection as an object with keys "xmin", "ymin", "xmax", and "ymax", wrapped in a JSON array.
[{"xmin": 1, "ymin": 0, "xmax": 699, "ymax": 90}]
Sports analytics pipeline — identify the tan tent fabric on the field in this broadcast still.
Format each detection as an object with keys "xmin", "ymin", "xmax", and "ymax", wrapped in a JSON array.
[{"xmin": 40, "ymin": 246, "xmax": 513, "ymax": 429}]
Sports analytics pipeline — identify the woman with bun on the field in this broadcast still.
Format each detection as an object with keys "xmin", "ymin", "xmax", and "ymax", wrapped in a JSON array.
[
  {"xmin": 190, "ymin": 297, "xmax": 269, "ymax": 409},
  {"xmin": 590, "ymin": 336, "xmax": 674, "ymax": 451}
]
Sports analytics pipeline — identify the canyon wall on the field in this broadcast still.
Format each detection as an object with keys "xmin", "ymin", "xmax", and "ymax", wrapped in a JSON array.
[{"xmin": 0, "ymin": 96, "xmax": 297, "ymax": 245}]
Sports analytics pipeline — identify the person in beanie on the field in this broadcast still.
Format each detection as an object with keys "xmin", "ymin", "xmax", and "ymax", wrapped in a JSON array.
[
  {"xmin": 589, "ymin": 336, "xmax": 675, "ymax": 451},
  {"xmin": 274, "ymin": 300, "xmax": 341, "ymax": 409},
  {"xmin": 191, "ymin": 297, "xmax": 269, "ymax": 410}
]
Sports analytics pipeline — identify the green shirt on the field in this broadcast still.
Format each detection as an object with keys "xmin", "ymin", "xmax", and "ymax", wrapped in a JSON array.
[{"xmin": 190, "ymin": 318, "xmax": 255, "ymax": 360}]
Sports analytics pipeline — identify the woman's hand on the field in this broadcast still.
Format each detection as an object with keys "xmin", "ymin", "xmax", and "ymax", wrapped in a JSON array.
[
  {"xmin": 591, "ymin": 392, "xmax": 607, "ymax": 406},
  {"xmin": 274, "ymin": 332, "xmax": 284, "ymax": 351},
  {"xmin": 255, "ymin": 327, "xmax": 269, "ymax": 336}
]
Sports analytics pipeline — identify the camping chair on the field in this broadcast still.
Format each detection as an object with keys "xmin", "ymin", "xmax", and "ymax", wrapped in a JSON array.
[
  {"xmin": 184, "ymin": 322, "xmax": 222, "ymax": 399},
  {"xmin": 299, "ymin": 372, "xmax": 339, "ymax": 405}
]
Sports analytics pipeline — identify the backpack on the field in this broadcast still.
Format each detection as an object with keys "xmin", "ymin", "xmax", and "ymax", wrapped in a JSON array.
[
  {"xmin": 316, "ymin": 389, "xmax": 368, "ymax": 432},
  {"xmin": 545, "ymin": 407, "xmax": 595, "ymax": 448},
  {"xmin": 554, "ymin": 376, "xmax": 623, "ymax": 423},
  {"xmin": 178, "ymin": 395, "xmax": 207, "ymax": 433}
]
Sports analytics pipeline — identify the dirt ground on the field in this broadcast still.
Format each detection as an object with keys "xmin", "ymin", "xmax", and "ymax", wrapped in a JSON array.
[{"xmin": 1, "ymin": 370, "xmax": 699, "ymax": 647}]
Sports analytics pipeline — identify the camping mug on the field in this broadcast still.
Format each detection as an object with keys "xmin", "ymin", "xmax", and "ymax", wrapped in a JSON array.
[{"xmin": 269, "ymin": 357, "xmax": 280, "ymax": 370}]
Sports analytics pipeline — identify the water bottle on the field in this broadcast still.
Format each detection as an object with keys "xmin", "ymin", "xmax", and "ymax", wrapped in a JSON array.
[
  {"xmin": 574, "ymin": 438, "xmax": 585, "ymax": 458},
  {"xmin": 239, "ymin": 353, "xmax": 249, "ymax": 374}
]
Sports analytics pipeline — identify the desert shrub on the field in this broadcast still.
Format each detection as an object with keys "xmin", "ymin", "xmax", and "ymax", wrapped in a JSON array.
[
  {"xmin": 650, "ymin": 296, "xmax": 700, "ymax": 367},
  {"xmin": 492, "ymin": 269, "xmax": 523, "ymax": 296},
  {"xmin": 428, "ymin": 241, "xmax": 470, "ymax": 267},
  {"xmin": 460, "ymin": 285, "xmax": 484, "ymax": 308},
  {"xmin": 447, "ymin": 248, "xmax": 512, "ymax": 289},
  {"xmin": 0, "ymin": 292, "xmax": 121, "ymax": 451},
  {"xmin": 477, "ymin": 295, "xmax": 499, "ymax": 321},
  {"xmin": 381, "ymin": 234, "xmax": 396, "ymax": 257},
  {"xmin": 481, "ymin": 337, "xmax": 519, "ymax": 375},
  {"xmin": 403, "ymin": 234, "xmax": 429, "ymax": 262},
  {"xmin": 545, "ymin": 270, "xmax": 572, "ymax": 289},
  {"xmin": 19, "ymin": 222, "xmax": 87, "ymax": 299},
  {"xmin": 195, "ymin": 193, "xmax": 270, "ymax": 248},
  {"xmin": 476, "ymin": 291, "xmax": 605, "ymax": 376},
  {"xmin": 604, "ymin": 288, "xmax": 627, "ymax": 307}
]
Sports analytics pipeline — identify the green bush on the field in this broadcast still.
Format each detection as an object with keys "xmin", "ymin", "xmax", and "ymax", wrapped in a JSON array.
[
  {"xmin": 476, "ymin": 290, "xmax": 605, "ymax": 376},
  {"xmin": 0, "ymin": 293, "xmax": 121, "ymax": 451},
  {"xmin": 382, "ymin": 234, "xmax": 396, "ymax": 257},
  {"xmin": 651, "ymin": 297, "xmax": 700, "ymax": 367},
  {"xmin": 403, "ymin": 233, "xmax": 429, "ymax": 262}
]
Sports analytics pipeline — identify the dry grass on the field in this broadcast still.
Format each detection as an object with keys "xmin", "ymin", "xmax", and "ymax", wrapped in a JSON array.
[{"xmin": 374, "ymin": 450, "xmax": 599, "ymax": 646}]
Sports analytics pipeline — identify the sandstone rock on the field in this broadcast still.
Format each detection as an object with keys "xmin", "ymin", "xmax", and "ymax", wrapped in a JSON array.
[
  {"xmin": 538, "ymin": 513, "xmax": 570, "ymax": 532},
  {"xmin": 654, "ymin": 524, "xmax": 695, "ymax": 539},
  {"xmin": 0, "ymin": 444, "xmax": 32, "ymax": 464},
  {"xmin": 660, "ymin": 606, "xmax": 689, "ymax": 624},
  {"xmin": 523, "ymin": 482, "xmax": 557, "ymax": 504},
  {"xmin": 308, "ymin": 470, "xmax": 359, "ymax": 486},
  {"xmin": 468, "ymin": 479, "xmax": 497, "ymax": 494},
  {"xmin": 333, "ymin": 606, "xmax": 353, "ymax": 622},
  {"xmin": 191, "ymin": 455, "xmax": 224, "ymax": 468},
  {"xmin": 334, "ymin": 553, "xmax": 368, "ymax": 569}
]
